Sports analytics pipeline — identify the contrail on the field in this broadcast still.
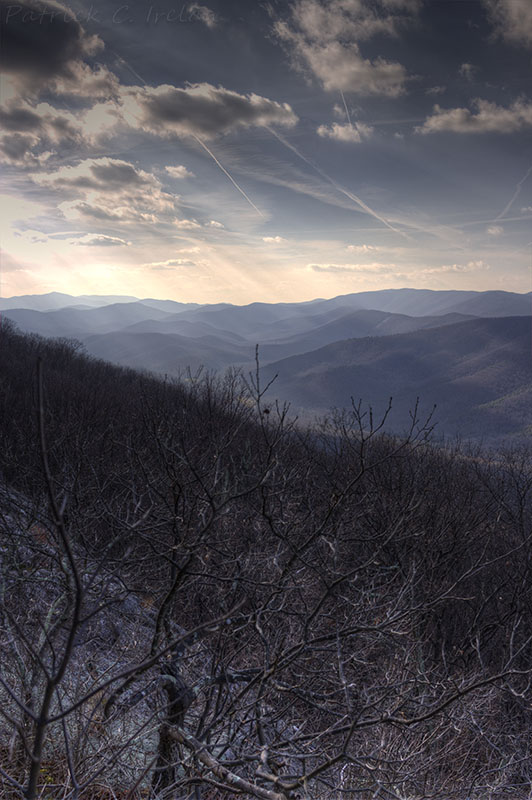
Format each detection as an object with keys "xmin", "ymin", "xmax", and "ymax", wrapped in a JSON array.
[
  {"xmin": 340, "ymin": 90, "xmax": 352, "ymax": 127},
  {"xmin": 267, "ymin": 127, "xmax": 410, "ymax": 239},
  {"xmin": 495, "ymin": 163, "xmax": 532, "ymax": 221},
  {"xmin": 192, "ymin": 135, "xmax": 264, "ymax": 217},
  {"xmin": 104, "ymin": 53, "xmax": 264, "ymax": 217},
  {"xmin": 113, "ymin": 53, "xmax": 148, "ymax": 86}
]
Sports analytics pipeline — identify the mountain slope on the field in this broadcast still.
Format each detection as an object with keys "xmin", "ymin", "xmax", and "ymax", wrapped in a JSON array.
[
  {"xmin": 1, "ymin": 302, "xmax": 174, "ymax": 338},
  {"xmin": 263, "ymin": 316, "xmax": 532, "ymax": 442},
  {"xmin": 256, "ymin": 310, "xmax": 475, "ymax": 362},
  {"xmin": 84, "ymin": 331, "xmax": 254, "ymax": 373}
]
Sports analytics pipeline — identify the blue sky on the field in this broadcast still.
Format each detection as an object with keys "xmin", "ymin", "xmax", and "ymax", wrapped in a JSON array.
[{"xmin": 1, "ymin": 0, "xmax": 531, "ymax": 303}]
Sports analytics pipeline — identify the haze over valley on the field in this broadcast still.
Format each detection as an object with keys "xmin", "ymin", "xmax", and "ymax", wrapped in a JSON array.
[{"xmin": 2, "ymin": 287, "xmax": 530, "ymax": 443}]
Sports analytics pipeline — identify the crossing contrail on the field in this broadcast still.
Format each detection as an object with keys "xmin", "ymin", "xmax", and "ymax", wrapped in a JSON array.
[
  {"xmin": 192, "ymin": 135, "xmax": 264, "ymax": 217},
  {"xmin": 267, "ymin": 127, "xmax": 410, "ymax": 239},
  {"xmin": 110, "ymin": 56, "xmax": 264, "ymax": 218}
]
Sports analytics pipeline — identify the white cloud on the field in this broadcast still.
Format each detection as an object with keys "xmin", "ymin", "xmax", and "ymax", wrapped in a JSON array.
[
  {"xmin": 487, "ymin": 225, "xmax": 503, "ymax": 236},
  {"xmin": 70, "ymin": 233, "xmax": 131, "ymax": 247},
  {"xmin": 417, "ymin": 99, "xmax": 532, "ymax": 134},
  {"xmin": 317, "ymin": 121, "xmax": 373, "ymax": 142},
  {"xmin": 421, "ymin": 261, "xmax": 489, "ymax": 274},
  {"xmin": 145, "ymin": 258, "xmax": 197, "ymax": 269},
  {"xmin": 346, "ymin": 244, "xmax": 380, "ymax": 253},
  {"xmin": 483, "ymin": 0, "xmax": 532, "ymax": 47},
  {"xmin": 274, "ymin": 0, "xmax": 414, "ymax": 96},
  {"xmin": 425, "ymin": 85, "xmax": 446, "ymax": 96},
  {"xmin": 207, "ymin": 219, "xmax": 224, "ymax": 228},
  {"xmin": 309, "ymin": 259, "xmax": 489, "ymax": 277},
  {"xmin": 188, "ymin": 3, "xmax": 218, "ymax": 28},
  {"xmin": 174, "ymin": 218, "xmax": 202, "ymax": 229},
  {"xmin": 520, "ymin": 206, "xmax": 532, "ymax": 213},
  {"xmin": 263, "ymin": 236, "xmax": 286, "ymax": 243},
  {"xmin": 165, "ymin": 165, "xmax": 195, "ymax": 179}
]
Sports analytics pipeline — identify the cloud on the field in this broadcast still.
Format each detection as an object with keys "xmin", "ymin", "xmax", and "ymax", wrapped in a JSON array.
[
  {"xmin": 173, "ymin": 219, "xmax": 223, "ymax": 229},
  {"xmin": 0, "ymin": 0, "xmax": 117, "ymax": 99},
  {"xmin": 33, "ymin": 157, "xmax": 156, "ymax": 193},
  {"xmin": 0, "ymin": 100, "xmax": 83, "ymax": 164},
  {"xmin": 459, "ymin": 63, "xmax": 478, "ymax": 81},
  {"xmin": 165, "ymin": 165, "xmax": 195, "ymax": 179},
  {"xmin": 145, "ymin": 258, "xmax": 197, "ymax": 269},
  {"xmin": 425, "ymin": 85, "xmax": 446, "ymax": 96},
  {"xmin": 521, "ymin": 206, "xmax": 532, "ymax": 213},
  {"xmin": 309, "ymin": 262, "xmax": 397, "ymax": 274},
  {"xmin": 483, "ymin": 0, "xmax": 532, "ymax": 47},
  {"xmin": 309, "ymin": 259, "xmax": 489, "ymax": 277},
  {"xmin": 174, "ymin": 218, "xmax": 202, "ymax": 229},
  {"xmin": 487, "ymin": 225, "xmax": 503, "ymax": 236},
  {"xmin": 32, "ymin": 157, "xmax": 177, "ymax": 224},
  {"xmin": 15, "ymin": 228, "xmax": 49, "ymax": 244},
  {"xmin": 124, "ymin": 82, "xmax": 298, "ymax": 139},
  {"xmin": 273, "ymin": 0, "xmax": 414, "ymax": 96},
  {"xmin": 421, "ymin": 261, "xmax": 489, "ymax": 274},
  {"xmin": 70, "ymin": 233, "xmax": 131, "ymax": 246},
  {"xmin": 417, "ymin": 99, "xmax": 532, "ymax": 134},
  {"xmin": 263, "ymin": 236, "xmax": 286, "ymax": 243},
  {"xmin": 317, "ymin": 121, "xmax": 373, "ymax": 142},
  {"xmin": 188, "ymin": 3, "xmax": 218, "ymax": 28},
  {"xmin": 346, "ymin": 244, "xmax": 380, "ymax": 253}
]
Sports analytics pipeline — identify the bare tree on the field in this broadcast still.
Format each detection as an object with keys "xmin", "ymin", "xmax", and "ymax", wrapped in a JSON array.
[{"xmin": 1, "ymin": 322, "xmax": 532, "ymax": 799}]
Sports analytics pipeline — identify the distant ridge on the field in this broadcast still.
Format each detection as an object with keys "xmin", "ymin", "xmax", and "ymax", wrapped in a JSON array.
[
  {"xmin": 1, "ymin": 289, "xmax": 530, "ymax": 442},
  {"xmin": 1, "ymin": 288, "xmax": 530, "ymax": 316},
  {"xmin": 263, "ymin": 316, "xmax": 532, "ymax": 443},
  {"xmin": 0, "ymin": 292, "xmax": 140, "ymax": 312}
]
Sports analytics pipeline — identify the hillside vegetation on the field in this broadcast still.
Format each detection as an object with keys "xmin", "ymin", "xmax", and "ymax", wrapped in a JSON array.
[{"xmin": 1, "ymin": 320, "xmax": 532, "ymax": 799}]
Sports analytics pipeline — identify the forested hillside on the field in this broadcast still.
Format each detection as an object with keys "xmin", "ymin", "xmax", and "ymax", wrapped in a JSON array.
[
  {"xmin": 264, "ymin": 316, "xmax": 532, "ymax": 443},
  {"xmin": 1, "ymin": 320, "xmax": 532, "ymax": 799}
]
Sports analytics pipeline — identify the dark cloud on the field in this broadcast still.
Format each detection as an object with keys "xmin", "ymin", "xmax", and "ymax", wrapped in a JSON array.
[
  {"xmin": 33, "ymin": 157, "xmax": 178, "ymax": 224},
  {"xmin": 0, "ymin": 101, "xmax": 83, "ymax": 165},
  {"xmin": 129, "ymin": 82, "xmax": 297, "ymax": 139},
  {"xmin": 0, "ymin": 133, "xmax": 37, "ymax": 161},
  {"xmin": 34, "ymin": 157, "xmax": 154, "ymax": 192},
  {"xmin": 0, "ymin": 0, "xmax": 101, "ymax": 89},
  {"xmin": 0, "ymin": 105, "xmax": 42, "ymax": 132}
]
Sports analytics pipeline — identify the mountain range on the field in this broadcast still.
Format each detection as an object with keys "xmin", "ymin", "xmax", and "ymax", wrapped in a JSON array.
[{"xmin": 1, "ymin": 288, "xmax": 530, "ymax": 443}]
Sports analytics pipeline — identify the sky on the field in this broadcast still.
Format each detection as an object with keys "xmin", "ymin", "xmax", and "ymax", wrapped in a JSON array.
[{"xmin": 1, "ymin": 0, "xmax": 531, "ymax": 304}]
